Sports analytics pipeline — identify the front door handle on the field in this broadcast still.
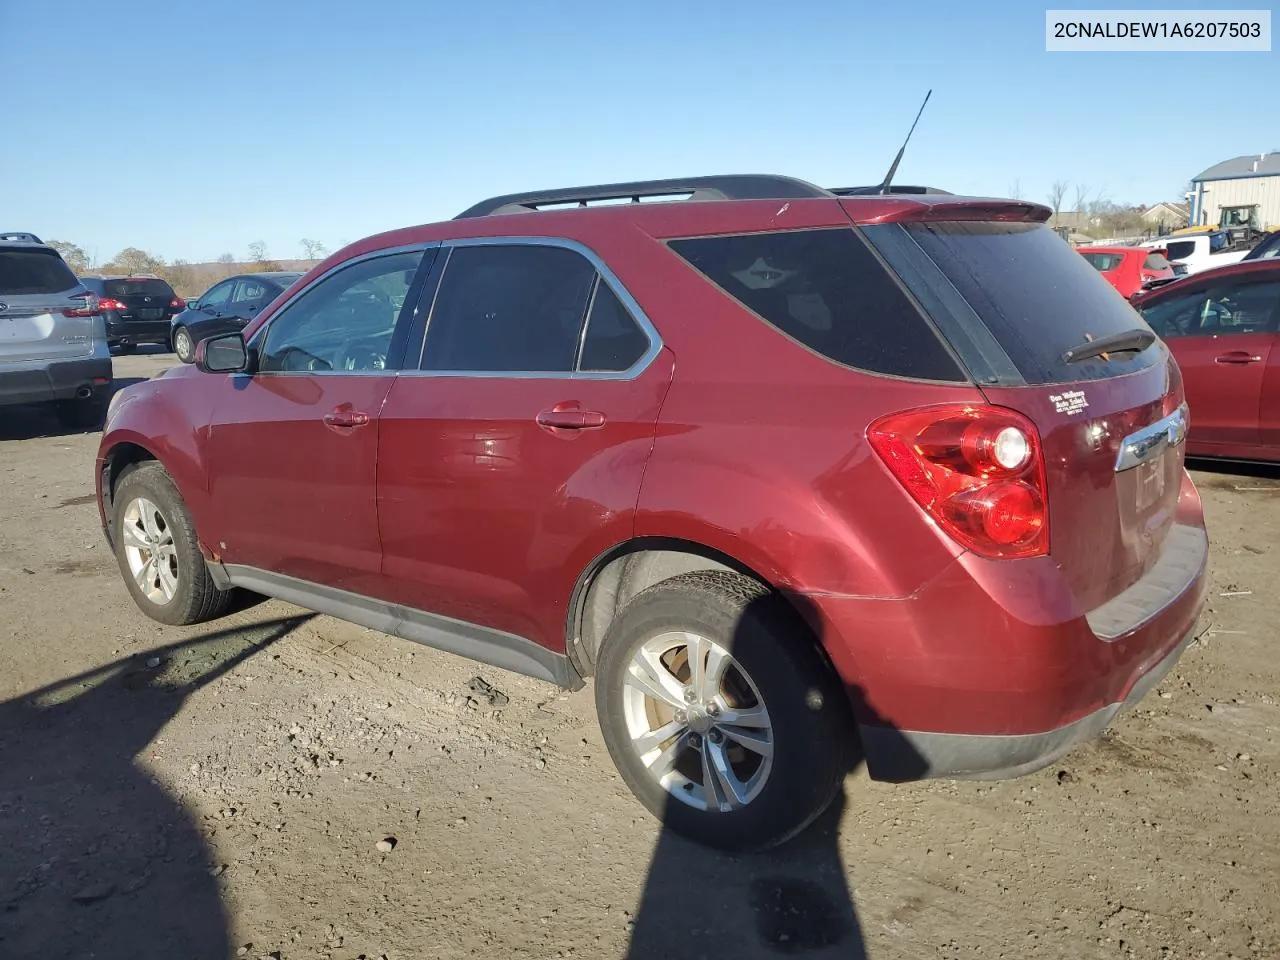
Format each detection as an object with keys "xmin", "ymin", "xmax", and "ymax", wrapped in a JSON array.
[
  {"xmin": 536, "ymin": 408, "xmax": 606, "ymax": 430},
  {"xmin": 1214, "ymin": 351, "xmax": 1263, "ymax": 364},
  {"xmin": 323, "ymin": 409, "xmax": 370, "ymax": 428}
]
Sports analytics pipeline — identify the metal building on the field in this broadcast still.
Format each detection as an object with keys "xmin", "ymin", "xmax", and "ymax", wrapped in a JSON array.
[{"xmin": 1189, "ymin": 153, "xmax": 1280, "ymax": 230}]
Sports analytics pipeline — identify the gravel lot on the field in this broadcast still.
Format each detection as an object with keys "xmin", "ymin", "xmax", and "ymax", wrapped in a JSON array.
[{"xmin": 2, "ymin": 350, "xmax": 1277, "ymax": 960}]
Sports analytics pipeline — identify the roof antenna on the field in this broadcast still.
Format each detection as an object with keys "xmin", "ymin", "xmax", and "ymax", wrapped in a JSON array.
[{"xmin": 877, "ymin": 90, "xmax": 932, "ymax": 195}]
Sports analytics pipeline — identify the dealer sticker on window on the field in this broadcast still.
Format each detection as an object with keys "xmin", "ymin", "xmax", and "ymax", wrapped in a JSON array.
[{"xmin": 1049, "ymin": 389, "xmax": 1089, "ymax": 416}]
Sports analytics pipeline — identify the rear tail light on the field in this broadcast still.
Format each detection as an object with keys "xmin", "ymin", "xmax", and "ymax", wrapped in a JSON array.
[
  {"xmin": 63, "ymin": 295, "xmax": 101, "ymax": 317},
  {"xmin": 868, "ymin": 404, "xmax": 1049, "ymax": 559},
  {"xmin": 170, "ymin": 297, "xmax": 186, "ymax": 309},
  {"xmin": 97, "ymin": 297, "xmax": 127, "ymax": 312}
]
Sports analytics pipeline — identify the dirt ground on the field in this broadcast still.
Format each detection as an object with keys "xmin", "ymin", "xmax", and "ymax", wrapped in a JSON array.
[{"xmin": 1, "ymin": 349, "xmax": 1277, "ymax": 960}]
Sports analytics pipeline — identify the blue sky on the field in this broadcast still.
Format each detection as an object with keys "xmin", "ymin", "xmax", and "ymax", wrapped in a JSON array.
[{"xmin": 2, "ymin": 0, "xmax": 1275, "ymax": 264}]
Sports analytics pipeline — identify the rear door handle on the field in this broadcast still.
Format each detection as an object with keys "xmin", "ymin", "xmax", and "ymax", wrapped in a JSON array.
[
  {"xmin": 1215, "ymin": 351, "xmax": 1263, "ymax": 364},
  {"xmin": 536, "ymin": 409, "xmax": 606, "ymax": 430},
  {"xmin": 323, "ymin": 409, "xmax": 370, "ymax": 428}
]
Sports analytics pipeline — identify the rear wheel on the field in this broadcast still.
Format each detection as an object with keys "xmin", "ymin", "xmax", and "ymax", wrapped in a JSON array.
[
  {"xmin": 594, "ymin": 571, "xmax": 853, "ymax": 851},
  {"xmin": 172, "ymin": 326, "xmax": 194, "ymax": 362},
  {"xmin": 111, "ymin": 462, "xmax": 233, "ymax": 626}
]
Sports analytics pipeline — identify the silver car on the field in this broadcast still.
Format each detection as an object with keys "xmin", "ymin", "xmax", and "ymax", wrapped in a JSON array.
[{"xmin": 0, "ymin": 232, "xmax": 113, "ymax": 429}]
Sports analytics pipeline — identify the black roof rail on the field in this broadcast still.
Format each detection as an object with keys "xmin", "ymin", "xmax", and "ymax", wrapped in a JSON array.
[
  {"xmin": 0, "ymin": 231, "xmax": 44, "ymax": 243},
  {"xmin": 828, "ymin": 185, "xmax": 953, "ymax": 196},
  {"xmin": 455, "ymin": 175, "xmax": 833, "ymax": 219}
]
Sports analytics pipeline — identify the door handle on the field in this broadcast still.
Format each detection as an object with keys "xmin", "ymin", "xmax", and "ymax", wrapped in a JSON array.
[
  {"xmin": 536, "ymin": 409, "xmax": 606, "ymax": 430},
  {"xmin": 1214, "ymin": 351, "xmax": 1263, "ymax": 364},
  {"xmin": 323, "ymin": 410, "xmax": 370, "ymax": 428}
]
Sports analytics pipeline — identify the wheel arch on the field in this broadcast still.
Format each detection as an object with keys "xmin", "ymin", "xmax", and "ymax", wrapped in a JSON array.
[{"xmin": 99, "ymin": 440, "xmax": 162, "ymax": 545}]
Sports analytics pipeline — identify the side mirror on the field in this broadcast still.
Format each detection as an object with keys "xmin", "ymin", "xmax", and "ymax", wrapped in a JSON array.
[{"xmin": 194, "ymin": 332, "xmax": 250, "ymax": 374}]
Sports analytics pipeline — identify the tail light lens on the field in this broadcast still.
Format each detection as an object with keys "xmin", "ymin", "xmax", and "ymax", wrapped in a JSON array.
[
  {"xmin": 170, "ymin": 297, "xmax": 186, "ymax": 309},
  {"xmin": 97, "ymin": 297, "xmax": 127, "ymax": 312},
  {"xmin": 63, "ymin": 295, "xmax": 101, "ymax": 317},
  {"xmin": 868, "ymin": 404, "xmax": 1049, "ymax": 559}
]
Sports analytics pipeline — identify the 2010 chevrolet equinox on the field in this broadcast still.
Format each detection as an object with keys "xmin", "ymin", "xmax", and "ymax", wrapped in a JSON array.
[{"xmin": 96, "ymin": 175, "xmax": 1208, "ymax": 850}]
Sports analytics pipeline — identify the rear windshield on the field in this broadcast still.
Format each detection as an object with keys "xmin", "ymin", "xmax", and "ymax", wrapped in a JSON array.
[
  {"xmin": 0, "ymin": 248, "xmax": 80, "ymax": 295},
  {"xmin": 1081, "ymin": 252, "xmax": 1125, "ymax": 271},
  {"xmin": 667, "ymin": 228, "xmax": 964, "ymax": 382},
  {"xmin": 864, "ymin": 221, "xmax": 1159, "ymax": 386},
  {"xmin": 105, "ymin": 278, "xmax": 175, "ymax": 298},
  {"xmin": 1143, "ymin": 253, "xmax": 1172, "ymax": 271}
]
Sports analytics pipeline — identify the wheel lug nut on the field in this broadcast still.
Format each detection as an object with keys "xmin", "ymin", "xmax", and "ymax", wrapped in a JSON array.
[
  {"xmin": 683, "ymin": 688, "xmax": 697, "ymax": 703},
  {"xmin": 687, "ymin": 733, "xmax": 702, "ymax": 749},
  {"xmin": 708, "ymin": 729, "xmax": 724, "ymax": 744},
  {"xmin": 674, "ymin": 710, "xmax": 686, "ymax": 723},
  {"xmin": 706, "ymin": 702, "xmax": 721, "ymax": 717}
]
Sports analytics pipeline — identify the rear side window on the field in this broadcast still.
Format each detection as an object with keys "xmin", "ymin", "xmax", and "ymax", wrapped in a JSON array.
[
  {"xmin": 579, "ymin": 281, "xmax": 651, "ymax": 372},
  {"xmin": 0, "ymin": 248, "xmax": 79, "ymax": 295},
  {"xmin": 1140, "ymin": 280, "xmax": 1280, "ymax": 338},
  {"xmin": 667, "ymin": 228, "xmax": 964, "ymax": 381},
  {"xmin": 105, "ymin": 278, "xmax": 175, "ymax": 298},
  {"xmin": 875, "ymin": 221, "xmax": 1159, "ymax": 385},
  {"xmin": 423, "ymin": 245, "xmax": 595, "ymax": 373},
  {"xmin": 1081, "ymin": 252, "xmax": 1125, "ymax": 271},
  {"xmin": 1165, "ymin": 240, "xmax": 1196, "ymax": 261},
  {"xmin": 1143, "ymin": 253, "xmax": 1172, "ymax": 271}
]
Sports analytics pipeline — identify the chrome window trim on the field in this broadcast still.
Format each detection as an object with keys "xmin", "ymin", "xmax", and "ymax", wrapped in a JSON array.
[
  {"xmin": 406, "ymin": 234, "xmax": 663, "ymax": 382},
  {"xmin": 1114, "ymin": 404, "xmax": 1188, "ymax": 473},
  {"xmin": 245, "ymin": 242, "xmax": 439, "ymax": 377}
]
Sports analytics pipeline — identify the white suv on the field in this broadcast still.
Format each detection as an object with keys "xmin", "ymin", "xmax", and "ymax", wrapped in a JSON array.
[
  {"xmin": 1141, "ymin": 231, "xmax": 1250, "ymax": 276},
  {"xmin": 0, "ymin": 232, "xmax": 113, "ymax": 429}
]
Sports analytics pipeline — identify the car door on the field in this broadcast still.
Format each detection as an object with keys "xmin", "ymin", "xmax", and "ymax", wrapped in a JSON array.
[
  {"xmin": 376, "ymin": 240, "xmax": 673, "ymax": 657},
  {"xmin": 202, "ymin": 248, "xmax": 431, "ymax": 595},
  {"xmin": 1142, "ymin": 277, "xmax": 1280, "ymax": 451},
  {"xmin": 194, "ymin": 279, "xmax": 235, "ymax": 320}
]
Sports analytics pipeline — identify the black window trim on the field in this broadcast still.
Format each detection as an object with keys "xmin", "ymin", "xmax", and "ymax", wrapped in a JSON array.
[
  {"xmin": 244, "ymin": 243, "xmax": 440, "ymax": 377},
  {"xmin": 406, "ymin": 235, "xmax": 663, "ymax": 381}
]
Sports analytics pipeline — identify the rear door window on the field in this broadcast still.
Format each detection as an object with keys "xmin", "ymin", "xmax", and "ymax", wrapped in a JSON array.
[
  {"xmin": 0, "ymin": 248, "xmax": 80, "ymax": 295},
  {"xmin": 865, "ymin": 221, "xmax": 1161, "ymax": 385},
  {"xmin": 1139, "ymin": 281, "xmax": 1280, "ymax": 338},
  {"xmin": 1081, "ymin": 252, "xmax": 1125, "ymax": 271},
  {"xmin": 578, "ymin": 281, "xmax": 652, "ymax": 372},
  {"xmin": 667, "ymin": 228, "xmax": 965, "ymax": 381},
  {"xmin": 421, "ymin": 244, "xmax": 596, "ymax": 373}
]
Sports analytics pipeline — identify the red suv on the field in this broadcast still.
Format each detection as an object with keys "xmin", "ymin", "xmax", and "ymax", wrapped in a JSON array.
[{"xmin": 96, "ymin": 176, "xmax": 1208, "ymax": 850}]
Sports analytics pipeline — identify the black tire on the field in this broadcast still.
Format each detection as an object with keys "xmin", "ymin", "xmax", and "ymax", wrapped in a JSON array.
[
  {"xmin": 594, "ymin": 570, "xmax": 853, "ymax": 852},
  {"xmin": 111, "ymin": 461, "xmax": 233, "ymax": 626},
  {"xmin": 172, "ymin": 326, "xmax": 193, "ymax": 362},
  {"xmin": 53, "ymin": 395, "xmax": 109, "ymax": 432}
]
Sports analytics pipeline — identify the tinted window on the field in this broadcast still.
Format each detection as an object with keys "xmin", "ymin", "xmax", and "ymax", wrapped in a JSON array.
[
  {"xmin": 422, "ymin": 245, "xmax": 595, "ymax": 373},
  {"xmin": 232, "ymin": 279, "xmax": 269, "ymax": 303},
  {"xmin": 1139, "ymin": 280, "xmax": 1280, "ymax": 339},
  {"xmin": 105, "ymin": 278, "xmax": 175, "ymax": 298},
  {"xmin": 1081, "ymin": 252, "xmax": 1125, "ymax": 271},
  {"xmin": 1165, "ymin": 240, "xmax": 1196, "ymax": 261},
  {"xmin": 880, "ymin": 221, "xmax": 1159, "ymax": 385},
  {"xmin": 1245, "ymin": 234, "xmax": 1280, "ymax": 261},
  {"xmin": 259, "ymin": 251, "xmax": 421, "ymax": 373},
  {"xmin": 0, "ymin": 249, "xmax": 79, "ymax": 295},
  {"xmin": 579, "ymin": 281, "xmax": 650, "ymax": 372},
  {"xmin": 1143, "ymin": 253, "xmax": 1172, "ymax": 271},
  {"xmin": 668, "ymin": 228, "xmax": 963, "ymax": 381}
]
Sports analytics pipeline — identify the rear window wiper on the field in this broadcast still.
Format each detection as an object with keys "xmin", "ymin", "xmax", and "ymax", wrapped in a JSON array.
[{"xmin": 1062, "ymin": 328, "xmax": 1156, "ymax": 363}]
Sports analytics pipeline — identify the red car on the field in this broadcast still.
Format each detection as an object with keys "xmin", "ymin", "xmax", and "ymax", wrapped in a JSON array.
[
  {"xmin": 1133, "ymin": 258, "xmax": 1280, "ymax": 462},
  {"xmin": 96, "ymin": 176, "xmax": 1207, "ymax": 851},
  {"xmin": 1079, "ymin": 245, "xmax": 1177, "ymax": 299}
]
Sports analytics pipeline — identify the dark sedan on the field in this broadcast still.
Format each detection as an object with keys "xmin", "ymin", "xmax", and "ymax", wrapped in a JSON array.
[{"xmin": 170, "ymin": 272, "xmax": 302, "ymax": 362}]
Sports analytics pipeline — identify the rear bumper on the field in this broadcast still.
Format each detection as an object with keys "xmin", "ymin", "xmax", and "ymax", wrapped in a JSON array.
[
  {"xmin": 105, "ymin": 317, "xmax": 172, "ymax": 345},
  {"xmin": 808, "ymin": 474, "xmax": 1209, "ymax": 782},
  {"xmin": 0, "ymin": 353, "xmax": 113, "ymax": 406}
]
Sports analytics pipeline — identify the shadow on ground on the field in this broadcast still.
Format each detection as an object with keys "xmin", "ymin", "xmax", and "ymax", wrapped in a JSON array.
[
  {"xmin": 0, "ymin": 378, "xmax": 150, "ymax": 443},
  {"xmin": 0, "ymin": 614, "xmax": 312, "ymax": 958},
  {"xmin": 627, "ymin": 592, "xmax": 925, "ymax": 959}
]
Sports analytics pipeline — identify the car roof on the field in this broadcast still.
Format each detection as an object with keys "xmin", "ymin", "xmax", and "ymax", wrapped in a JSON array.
[{"xmin": 1132, "ymin": 258, "xmax": 1280, "ymax": 304}]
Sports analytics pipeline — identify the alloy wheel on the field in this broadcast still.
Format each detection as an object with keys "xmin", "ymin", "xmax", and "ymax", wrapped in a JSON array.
[{"xmin": 120, "ymin": 496, "xmax": 179, "ymax": 605}]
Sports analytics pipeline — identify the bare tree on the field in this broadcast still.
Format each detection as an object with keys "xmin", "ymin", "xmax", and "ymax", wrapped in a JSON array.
[
  {"xmin": 1047, "ymin": 180, "xmax": 1068, "ymax": 220},
  {"xmin": 299, "ymin": 238, "xmax": 328, "ymax": 261},
  {"xmin": 247, "ymin": 241, "xmax": 269, "ymax": 263},
  {"xmin": 105, "ymin": 247, "xmax": 165, "ymax": 275},
  {"xmin": 48, "ymin": 240, "xmax": 91, "ymax": 273},
  {"xmin": 1072, "ymin": 183, "xmax": 1091, "ymax": 218},
  {"xmin": 217, "ymin": 252, "xmax": 235, "ymax": 265}
]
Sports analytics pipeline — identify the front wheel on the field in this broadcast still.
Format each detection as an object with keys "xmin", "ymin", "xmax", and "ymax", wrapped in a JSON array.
[
  {"xmin": 172, "ymin": 326, "xmax": 194, "ymax": 362},
  {"xmin": 111, "ymin": 462, "xmax": 233, "ymax": 626},
  {"xmin": 594, "ymin": 571, "xmax": 854, "ymax": 852}
]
